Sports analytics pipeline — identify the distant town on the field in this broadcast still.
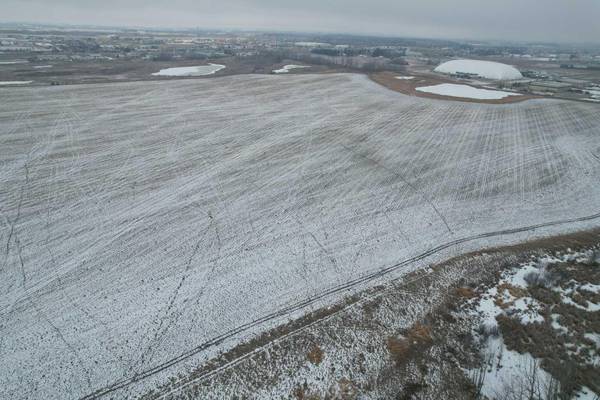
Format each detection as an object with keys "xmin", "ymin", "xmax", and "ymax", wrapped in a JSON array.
[{"xmin": 1, "ymin": 23, "xmax": 599, "ymax": 102}]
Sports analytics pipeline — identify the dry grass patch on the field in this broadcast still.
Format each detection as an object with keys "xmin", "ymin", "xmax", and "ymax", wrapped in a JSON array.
[
  {"xmin": 407, "ymin": 323, "xmax": 433, "ymax": 344},
  {"xmin": 307, "ymin": 344, "xmax": 324, "ymax": 365},
  {"xmin": 387, "ymin": 323, "xmax": 433, "ymax": 366},
  {"xmin": 498, "ymin": 282, "xmax": 528, "ymax": 298},
  {"xmin": 387, "ymin": 336, "xmax": 411, "ymax": 364},
  {"xmin": 293, "ymin": 386, "xmax": 321, "ymax": 400},
  {"xmin": 496, "ymin": 259, "xmax": 600, "ymax": 396},
  {"xmin": 337, "ymin": 378, "xmax": 359, "ymax": 400},
  {"xmin": 456, "ymin": 287, "xmax": 477, "ymax": 299}
]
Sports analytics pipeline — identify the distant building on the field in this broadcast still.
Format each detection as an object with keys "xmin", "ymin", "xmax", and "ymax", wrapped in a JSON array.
[
  {"xmin": 503, "ymin": 79, "xmax": 534, "ymax": 89},
  {"xmin": 528, "ymin": 81, "xmax": 572, "ymax": 95},
  {"xmin": 434, "ymin": 59, "xmax": 523, "ymax": 80},
  {"xmin": 294, "ymin": 42, "xmax": 332, "ymax": 48},
  {"xmin": 558, "ymin": 77, "xmax": 589, "ymax": 88}
]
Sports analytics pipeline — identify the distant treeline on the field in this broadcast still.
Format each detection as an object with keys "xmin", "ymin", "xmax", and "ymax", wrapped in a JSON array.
[{"xmin": 310, "ymin": 47, "xmax": 406, "ymax": 58}]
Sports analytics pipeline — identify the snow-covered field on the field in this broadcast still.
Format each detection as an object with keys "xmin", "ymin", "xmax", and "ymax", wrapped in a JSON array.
[
  {"xmin": 151, "ymin": 64, "xmax": 225, "ymax": 76},
  {"xmin": 435, "ymin": 59, "xmax": 523, "ymax": 80},
  {"xmin": 272, "ymin": 64, "xmax": 310, "ymax": 73},
  {"xmin": 416, "ymin": 83, "xmax": 521, "ymax": 100},
  {"xmin": 1, "ymin": 73, "xmax": 599, "ymax": 399}
]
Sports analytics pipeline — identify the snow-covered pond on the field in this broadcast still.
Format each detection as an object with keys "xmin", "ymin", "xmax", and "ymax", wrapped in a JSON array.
[
  {"xmin": 395, "ymin": 76, "xmax": 414, "ymax": 80},
  {"xmin": 0, "ymin": 81, "xmax": 33, "ymax": 86},
  {"xmin": 152, "ymin": 64, "xmax": 226, "ymax": 77},
  {"xmin": 273, "ymin": 65, "xmax": 310, "ymax": 74},
  {"xmin": 416, "ymin": 83, "xmax": 521, "ymax": 100}
]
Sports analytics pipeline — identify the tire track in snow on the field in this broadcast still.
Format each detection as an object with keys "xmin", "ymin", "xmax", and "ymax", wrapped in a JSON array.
[{"xmin": 79, "ymin": 210, "xmax": 600, "ymax": 400}]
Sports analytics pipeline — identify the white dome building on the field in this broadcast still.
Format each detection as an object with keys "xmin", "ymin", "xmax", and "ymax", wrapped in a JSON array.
[{"xmin": 435, "ymin": 59, "xmax": 523, "ymax": 80}]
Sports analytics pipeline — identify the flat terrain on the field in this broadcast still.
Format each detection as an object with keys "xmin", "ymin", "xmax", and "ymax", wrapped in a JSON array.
[
  {"xmin": 0, "ymin": 57, "xmax": 339, "ymax": 86},
  {"xmin": 1, "ymin": 73, "xmax": 600, "ymax": 399}
]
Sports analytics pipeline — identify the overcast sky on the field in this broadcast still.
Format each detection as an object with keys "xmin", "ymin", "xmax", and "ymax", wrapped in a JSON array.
[{"xmin": 3, "ymin": 0, "xmax": 600, "ymax": 43}]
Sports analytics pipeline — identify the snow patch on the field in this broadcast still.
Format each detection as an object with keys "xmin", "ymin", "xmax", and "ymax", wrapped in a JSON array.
[
  {"xmin": 416, "ymin": 83, "xmax": 521, "ymax": 100},
  {"xmin": 471, "ymin": 336, "xmax": 555, "ymax": 400},
  {"xmin": 152, "ymin": 64, "xmax": 225, "ymax": 77},
  {"xmin": 574, "ymin": 386, "xmax": 600, "ymax": 400},
  {"xmin": 272, "ymin": 65, "xmax": 310, "ymax": 74}
]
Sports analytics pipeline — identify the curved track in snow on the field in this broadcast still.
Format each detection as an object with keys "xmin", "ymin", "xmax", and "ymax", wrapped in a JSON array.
[{"xmin": 82, "ymin": 211, "xmax": 600, "ymax": 400}]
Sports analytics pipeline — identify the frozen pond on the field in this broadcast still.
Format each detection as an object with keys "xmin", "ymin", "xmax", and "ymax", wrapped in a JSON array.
[
  {"xmin": 416, "ymin": 83, "xmax": 521, "ymax": 100},
  {"xmin": 272, "ymin": 64, "xmax": 310, "ymax": 73},
  {"xmin": 152, "ymin": 64, "xmax": 226, "ymax": 76}
]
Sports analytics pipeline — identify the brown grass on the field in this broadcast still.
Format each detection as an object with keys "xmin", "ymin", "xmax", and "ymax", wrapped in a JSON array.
[
  {"xmin": 307, "ymin": 345, "xmax": 324, "ymax": 365},
  {"xmin": 498, "ymin": 283, "xmax": 529, "ymax": 298},
  {"xmin": 337, "ymin": 378, "xmax": 359, "ymax": 400},
  {"xmin": 493, "ymin": 283, "xmax": 528, "ymax": 310},
  {"xmin": 387, "ymin": 323, "xmax": 433, "ymax": 365},
  {"xmin": 407, "ymin": 323, "xmax": 433, "ymax": 344},
  {"xmin": 387, "ymin": 336, "xmax": 411, "ymax": 364},
  {"xmin": 293, "ymin": 386, "xmax": 321, "ymax": 400},
  {"xmin": 456, "ymin": 287, "xmax": 477, "ymax": 299}
]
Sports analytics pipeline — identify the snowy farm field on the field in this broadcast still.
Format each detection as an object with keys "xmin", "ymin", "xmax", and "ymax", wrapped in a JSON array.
[
  {"xmin": 416, "ymin": 83, "xmax": 521, "ymax": 100},
  {"xmin": 151, "ymin": 64, "xmax": 226, "ymax": 77},
  {"xmin": 1, "ymin": 73, "xmax": 600, "ymax": 399}
]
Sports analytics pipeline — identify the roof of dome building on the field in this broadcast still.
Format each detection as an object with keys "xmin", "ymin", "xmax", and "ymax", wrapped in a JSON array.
[{"xmin": 435, "ymin": 59, "xmax": 523, "ymax": 80}]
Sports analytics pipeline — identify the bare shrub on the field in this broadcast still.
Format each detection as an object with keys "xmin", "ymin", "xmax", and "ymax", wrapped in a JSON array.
[
  {"xmin": 593, "ymin": 249, "xmax": 600, "ymax": 265},
  {"xmin": 477, "ymin": 321, "xmax": 500, "ymax": 339},
  {"xmin": 471, "ymin": 350, "xmax": 495, "ymax": 399},
  {"xmin": 524, "ymin": 269, "xmax": 558, "ymax": 288},
  {"xmin": 492, "ymin": 358, "xmax": 558, "ymax": 400}
]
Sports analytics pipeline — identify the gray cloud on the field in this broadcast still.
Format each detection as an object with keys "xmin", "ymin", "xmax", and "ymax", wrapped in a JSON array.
[{"xmin": 3, "ymin": 0, "xmax": 599, "ymax": 43}]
